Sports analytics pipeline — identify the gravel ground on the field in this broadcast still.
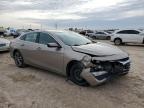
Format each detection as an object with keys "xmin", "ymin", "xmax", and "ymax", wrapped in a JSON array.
[{"xmin": 0, "ymin": 40, "xmax": 144, "ymax": 108}]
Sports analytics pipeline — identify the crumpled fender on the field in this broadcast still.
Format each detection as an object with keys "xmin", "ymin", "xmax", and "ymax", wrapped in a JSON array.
[{"xmin": 80, "ymin": 68, "xmax": 107, "ymax": 86}]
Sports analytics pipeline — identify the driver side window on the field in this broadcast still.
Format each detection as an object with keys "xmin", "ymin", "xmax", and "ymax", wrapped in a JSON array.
[{"xmin": 39, "ymin": 32, "xmax": 57, "ymax": 45}]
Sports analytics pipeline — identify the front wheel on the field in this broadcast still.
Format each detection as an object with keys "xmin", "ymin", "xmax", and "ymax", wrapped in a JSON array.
[
  {"xmin": 119, "ymin": 72, "xmax": 129, "ymax": 76},
  {"xmin": 14, "ymin": 51, "xmax": 25, "ymax": 68},
  {"xmin": 69, "ymin": 63, "xmax": 89, "ymax": 86}
]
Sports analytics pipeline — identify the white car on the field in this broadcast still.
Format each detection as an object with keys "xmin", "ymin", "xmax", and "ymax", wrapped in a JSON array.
[
  {"xmin": 0, "ymin": 38, "xmax": 10, "ymax": 51},
  {"xmin": 4, "ymin": 28, "xmax": 17, "ymax": 36},
  {"xmin": 111, "ymin": 29, "xmax": 144, "ymax": 45}
]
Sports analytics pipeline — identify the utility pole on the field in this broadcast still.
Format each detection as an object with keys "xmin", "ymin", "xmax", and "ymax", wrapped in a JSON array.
[
  {"xmin": 29, "ymin": 24, "xmax": 31, "ymax": 29},
  {"xmin": 55, "ymin": 23, "xmax": 58, "ymax": 29},
  {"xmin": 41, "ymin": 24, "xmax": 42, "ymax": 30}
]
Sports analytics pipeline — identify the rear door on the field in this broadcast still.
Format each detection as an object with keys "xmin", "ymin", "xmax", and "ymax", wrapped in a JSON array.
[
  {"xmin": 116, "ymin": 30, "xmax": 132, "ymax": 42},
  {"xmin": 19, "ymin": 32, "xmax": 40, "ymax": 65},
  {"xmin": 127, "ymin": 30, "xmax": 143, "ymax": 43}
]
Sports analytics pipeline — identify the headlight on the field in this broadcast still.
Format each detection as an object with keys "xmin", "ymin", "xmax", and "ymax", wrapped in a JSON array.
[{"xmin": 83, "ymin": 55, "xmax": 91, "ymax": 62}]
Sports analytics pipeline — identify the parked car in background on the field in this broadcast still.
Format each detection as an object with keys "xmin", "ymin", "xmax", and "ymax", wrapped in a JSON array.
[
  {"xmin": 89, "ymin": 31, "xmax": 111, "ymax": 40},
  {"xmin": 4, "ymin": 28, "xmax": 17, "ymax": 37},
  {"xmin": 104, "ymin": 29, "xmax": 117, "ymax": 34},
  {"xmin": 111, "ymin": 29, "xmax": 144, "ymax": 45},
  {"xmin": 14, "ymin": 29, "xmax": 31, "ymax": 38},
  {"xmin": 79, "ymin": 30, "xmax": 94, "ymax": 36},
  {"xmin": 85, "ymin": 30, "xmax": 95, "ymax": 36},
  {"xmin": 0, "ymin": 27, "xmax": 5, "ymax": 36},
  {"xmin": 0, "ymin": 38, "xmax": 10, "ymax": 51},
  {"xmin": 10, "ymin": 30, "xmax": 130, "ymax": 86}
]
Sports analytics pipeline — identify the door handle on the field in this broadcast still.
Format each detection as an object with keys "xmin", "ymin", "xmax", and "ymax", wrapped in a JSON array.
[
  {"xmin": 36, "ymin": 47, "xmax": 41, "ymax": 50},
  {"xmin": 20, "ymin": 44, "xmax": 24, "ymax": 46}
]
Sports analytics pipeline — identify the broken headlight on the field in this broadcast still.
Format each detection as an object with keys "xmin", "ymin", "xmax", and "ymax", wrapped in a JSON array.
[
  {"xmin": 82, "ymin": 55, "xmax": 92, "ymax": 67},
  {"xmin": 91, "ymin": 61, "xmax": 113, "ymax": 72}
]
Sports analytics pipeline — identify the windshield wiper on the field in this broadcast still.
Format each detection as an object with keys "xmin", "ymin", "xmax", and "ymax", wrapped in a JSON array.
[
  {"xmin": 72, "ymin": 44, "xmax": 80, "ymax": 46},
  {"xmin": 73, "ymin": 42, "xmax": 91, "ymax": 46},
  {"xmin": 83, "ymin": 42, "xmax": 92, "ymax": 45}
]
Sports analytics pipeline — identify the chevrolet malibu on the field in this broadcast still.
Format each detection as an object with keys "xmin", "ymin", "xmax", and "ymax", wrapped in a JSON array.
[{"xmin": 10, "ymin": 30, "xmax": 130, "ymax": 86}]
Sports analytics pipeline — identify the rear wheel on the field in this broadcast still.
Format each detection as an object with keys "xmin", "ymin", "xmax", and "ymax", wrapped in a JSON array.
[
  {"xmin": 106, "ymin": 36, "xmax": 111, "ymax": 40},
  {"xmin": 69, "ymin": 62, "xmax": 89, "ymax": 86},
  {"xmin": 114, "ymin": 38, "xmax": 122, "ymax": 45},
  {"xmin": 92, "ymin": 36, "xmax": 96, "ymax": 39},
  {"xmin": 14, "ymin": 51, "xmax": 25, "ymax": 68}
]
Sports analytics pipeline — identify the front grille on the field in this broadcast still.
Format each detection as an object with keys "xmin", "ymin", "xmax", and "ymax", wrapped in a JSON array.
[
  {"xmin": 91, "ymin": 58, "xmax": 130, "ymax": 74},
  {"xmin": 0, "ymin": 44, "xmax": 6, "ymax": 47},
  {"xmin": 112, "ymin": 62, "xmax": 130, "ymax": 73}
]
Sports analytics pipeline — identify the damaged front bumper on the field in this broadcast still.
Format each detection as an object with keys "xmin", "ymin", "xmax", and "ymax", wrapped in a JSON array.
[{"xmin": 80, "ymin": 57, "xmax": 131, "ymax": 86}]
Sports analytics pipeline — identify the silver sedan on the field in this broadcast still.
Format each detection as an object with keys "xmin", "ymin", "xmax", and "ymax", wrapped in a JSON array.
[
  {"xmin": 0, "ymin": 38, "xmax": 10, "ymax": 51},
  {"xmin": 10, "ymin": 30, "xmax": 130, "ymax": 86}
]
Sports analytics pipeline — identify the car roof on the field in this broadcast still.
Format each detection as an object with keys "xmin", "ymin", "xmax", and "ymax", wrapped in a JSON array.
[
  {"xmin": 20, "ymin": 30, "xmax": 73, "ymax": 36},
  {"xmin": 31, "ymin": 30, "xmax": 72, "ymax": 34},
  {"xmin": 96, "ymin": 31, "xmax": 109, "ymax": 34}
]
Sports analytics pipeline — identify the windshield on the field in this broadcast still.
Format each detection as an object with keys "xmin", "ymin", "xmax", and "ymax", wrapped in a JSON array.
[{"xmin": 51, "ymin": 31, "xmax": 92, "ymax": 46}]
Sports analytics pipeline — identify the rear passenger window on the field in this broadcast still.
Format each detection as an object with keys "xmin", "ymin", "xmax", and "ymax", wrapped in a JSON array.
[
  {"xmin": 128, "ymin": 30, "xmax": 140, "ymax": 34},
  {"xmin": 96, "ymin": 32, "xmax": 105, "ymax": 34},
  {"xmin": 39, "ymin": 33, "xmax": 56, "ymax": 45},
  {"xmin": 24, "ymin": 33, "xmax": 38, "ymax": 43},
  {"xmin": 20, "ymin": 35, "xmax": 26, "ymax": 40}
]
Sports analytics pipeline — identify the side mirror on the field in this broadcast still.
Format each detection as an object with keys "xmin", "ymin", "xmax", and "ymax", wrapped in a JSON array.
[{"xmin": 47, "ymin": 43, "xmax": 61, "ymax": 48}]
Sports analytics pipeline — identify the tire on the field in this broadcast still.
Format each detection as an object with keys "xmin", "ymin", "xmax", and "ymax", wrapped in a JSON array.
[
  {"xmin": 114, "ymin": 38, "xmax": 122, "ymax": 45},
  {"xmin": 92, "ymin": 36, "xmax": 96, "ymax": 40},
  {"xmin": 119, "ymin": 72, "xmax": 129, "ymax": 76},
  {"xmin": 106, "ymin": 36, "xmax": 111, "ymax": 40},
  {"xmin": 14, "ymin": 51, "xmax": 25, "ymax": 68},
  {"xmin": 69, "ymin": 62, "xmax": 89, "ymax": 86},
  {"xmin": 86, "ymin": 34, "xmax": 89, "ymax": 36}
]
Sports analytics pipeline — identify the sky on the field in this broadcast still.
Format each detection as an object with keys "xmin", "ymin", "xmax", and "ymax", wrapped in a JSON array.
[{"xmin": 0, "ymin": 0, "xmax": 144, "ymax": 30}]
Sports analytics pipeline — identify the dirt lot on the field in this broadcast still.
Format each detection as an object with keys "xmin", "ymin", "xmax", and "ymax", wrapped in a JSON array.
[{"xmin": 0, "ymin": 40, "xmax": 144, "ymax": 108}]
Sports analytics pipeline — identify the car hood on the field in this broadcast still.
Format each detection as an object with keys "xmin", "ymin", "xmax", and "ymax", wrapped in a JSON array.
[
  {"xmin": 0, "ymin": 38, "xmax": 10, "ymax": 44},
  {"xmin": 72, "ymin": 42, "xmax": 128, "ymax": 60}
]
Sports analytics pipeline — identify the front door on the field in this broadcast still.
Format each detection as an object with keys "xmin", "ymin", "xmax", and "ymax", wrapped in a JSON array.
[{"xmin": 35, "ymin": 32, "xmax": 64, "ymax": 73}]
